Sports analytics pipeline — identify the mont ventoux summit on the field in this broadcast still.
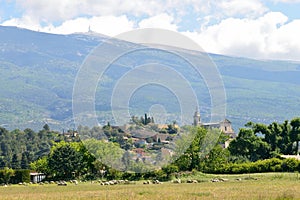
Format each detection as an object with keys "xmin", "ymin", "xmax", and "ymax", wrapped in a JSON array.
[{"xmin": 1, "ymin": 25, "xmax": 300, "ymax": 131}]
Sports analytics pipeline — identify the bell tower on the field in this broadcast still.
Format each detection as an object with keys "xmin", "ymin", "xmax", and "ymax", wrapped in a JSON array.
[{"xmin": 193, "ymin": 106, "xmax": 201, "ymax": 126}]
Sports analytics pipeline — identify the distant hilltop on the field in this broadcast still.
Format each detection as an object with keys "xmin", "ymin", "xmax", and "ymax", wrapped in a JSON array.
[{"xmin": 0, "ymin": 26, "xmax": 300, "ymax": 131}]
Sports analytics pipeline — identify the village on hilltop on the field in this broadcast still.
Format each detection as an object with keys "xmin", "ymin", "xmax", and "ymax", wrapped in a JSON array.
[{"xmin": 66, "ymin": 108, "xmax": 236, "ymax": 168}]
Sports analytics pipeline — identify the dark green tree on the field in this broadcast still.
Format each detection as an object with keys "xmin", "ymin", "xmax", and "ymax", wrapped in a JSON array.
[
  {"xmin": 2, "ymin": 167, "xmax": 14, "ymax": 184},
  {"xmin": 280, "ymin": 120, "xmax": 292, "ymax": 154},
  {"xmin": 43, "ymin": 124, "xmax": 50, "ymax": 131},
  {"xmin": 174, "ymin": 127, "xmax": 207, "ymax": 171},
  {"xmin": 228, "ymin": 128, "xmax": 271, "ymax": 161},
  {"xmin": 48, "ymin": 143, "xmax": 85, "ymax": 179},
  {"xmin": 21, "ymin": 152, "xmax": 29, "ymax": 169},
  {"xmin": 11, "ymin": 153, "xmax": 20, "ymax": 169},
  {"xmin": 290, "ymin": 118, "xmax": 300, "ymax": 154}
]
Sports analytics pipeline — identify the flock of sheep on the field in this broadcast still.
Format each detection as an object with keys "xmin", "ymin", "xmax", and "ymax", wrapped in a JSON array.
[{"xmin": 3, "ymin": 177, "xmax": 236, "ymax": 187}]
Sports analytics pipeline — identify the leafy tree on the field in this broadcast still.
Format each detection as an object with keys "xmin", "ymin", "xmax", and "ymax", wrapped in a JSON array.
[
  {"xmin": 162, "ymin": 164, "xmax": 178, "ymax": 179},
  {"xmin": 290, "ymin": 118, "xmax": 300, "ymax": 154},
  {"xmin": 0, "ymin": 125, "xmax": 75, "ymax": 170},
  {"xmin": 11, "ymin": 154, "xmax": 20, "ymax": 169},
  {"xmin": 20, "ymin": 152, "xmax": 29, "ymax": 169},
  {"xmin": 280, "ymin": 120, "xmax": 292, "ymax": 154},
  {"xmin": 83, "ymin": 139, "xmax": 124, "ymax": 170},
  {"xmin": 43, "ymin": 124, "xmax": 50, "ymax": 131},
  {"xmin": 200, "ymin": 145, "xmax": 230, "ymax": 172},
  {"xmin": 174, "ymin": 126, "xmax": 206, "ymax": 171},
  {"xmin": 267, "ymin": 122, "xmax": 282, "ymax": 153},
  {"xmin": 2, "ymin": 167, "xmax": 14, "ymax": 184},
  {"xmin": 228, "ymin": 128, "xmax": 271, "ymax": 161},
  {"xmin": 48, "ymin": 143, "xmax": 85, "ymax": 179},
  {"xmin": 30, "ymin": 156, "xmax": 50, "ymax": 175}
]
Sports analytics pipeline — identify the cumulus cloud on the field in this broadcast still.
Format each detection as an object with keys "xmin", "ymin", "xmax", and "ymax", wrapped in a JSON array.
[
  {"xmin": 44, "ymin": 15, "xmax": 135, "ymax": 36},
  {"xmin": 138, "ymin": 14, "xmax": 177, "ymax": 31},
  {"xmin": 271, "ymin": 0, "xmax": 300, "ymax": 3},
  {"xmin": 218, "ymin": 0, "xmax": 268, "ymax": 18},
  {"xmin": 11, "ymin": 0, "xmax": 196, "ymax": 22},
  {"xmin": 1, "ymin": 14, "xmax": 41, "ymax": 30},
  {"xmin": 184, "ymin": 12, "xmax": 300, "ymax": 60},
  {"xmin": 2, "ymin": 14, "xmax": 135, "ymax": 36},
  {"xmin": 1, "ymin": 0, "xmax": 300, "ymax": 60}
]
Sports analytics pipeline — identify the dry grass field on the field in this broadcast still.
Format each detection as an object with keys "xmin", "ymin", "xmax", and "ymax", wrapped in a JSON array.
[{"xmin": 0, "ymin": 173, "xmax": 299, "ymax": 200}]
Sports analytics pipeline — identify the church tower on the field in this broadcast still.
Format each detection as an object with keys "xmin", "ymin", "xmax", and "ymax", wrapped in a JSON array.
[{"xmin": 193, "ymin": 107, "xmax": 201, "ymax": 126}]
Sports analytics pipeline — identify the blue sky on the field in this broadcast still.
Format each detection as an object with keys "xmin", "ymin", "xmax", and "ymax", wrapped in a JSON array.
[{"xmin": 0, "ymin": 0, "xmax": 300, "ymax": 61}]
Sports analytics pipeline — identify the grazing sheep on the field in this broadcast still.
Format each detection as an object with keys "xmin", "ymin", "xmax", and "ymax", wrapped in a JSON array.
[
  {"xmin": 187, "ymin": 179, "xmax": 193, "ymax": 183},
  {"xmin": 108, "ymin": 181, "xmax": 114, "ymax": 185},
  {"xmin": 211, "ymin": 178, "xmax": 220, "ymax": 182},
  {"xmin": 172, "ymin": 179, "xmax": 181, "ymax": 184},
  {"xmin": 57, "ymin": 181, "xmax": 67, "ymax": 186},
  {"xmin": 219, "ymin": 178, "xmax": 229, "ymax": 182},
  {"xmin": 104, "ymin": 181, "xmax": 110, "ymax": 185},
  {"xmin": 152, "ymin": 180, "xmax": 161, "ymax": 184}
]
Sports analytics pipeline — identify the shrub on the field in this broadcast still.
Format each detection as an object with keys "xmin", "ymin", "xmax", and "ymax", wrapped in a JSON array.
[
  {"xmin": 281, "ymin": 158, "xmax": 299, "ymax": 172},
  {"xmin": 208, "ymin": 158, "xmax": 300, "ymax": 174},
  {"xmin": 153, "ymin": 169, "xmax": 168, "ymax": 181},
  {"xmin": 106, "ymin": 168, "xmax": 123, "ymax": 180},
  {"xmin": 12, "ymin": 169, "xmax": 30, "ymax": 184},
  {"xmin": 0, "ymin": 169, "xmax": 30, "ymax": 184},
  {"xmin": 162, "ymin": 165, "xmax": 179, "ymax": 179}
]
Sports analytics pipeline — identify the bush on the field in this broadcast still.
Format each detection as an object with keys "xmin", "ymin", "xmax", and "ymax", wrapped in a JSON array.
[
  {"xmin": 12, "ymin": 169, "xmax": 30, "ymax": 184},
  {"xmin": 281, "ymin": 158, "xmax": 299, "ymax": 172},
  {"xmin": 162, "ymin": 165, "xmax": 179, "ymax": 179},
  {"xmin": 122, "ymin": 172, "xmax": 142, "ymax": 181},
  {"xmin": 208, "ymin": 158, "xmax": 300, "ymax": 174},
  {"xmin": 106, "ymin": 168, "xmax": 123, "ymax": 180},
  {"xmin": 0, "ymin": 169, "xmax": 30, "ymax": 184},
  {"xmin": 153, "ymin": 170, "xmax": 168, "ymax": 181}
]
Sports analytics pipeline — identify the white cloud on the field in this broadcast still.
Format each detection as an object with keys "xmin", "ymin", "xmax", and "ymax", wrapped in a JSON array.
[
  {"xmin": 1, "ymin": 14, "xmax": 135, "ymax": 36},
  {"xmin": 138, "ymin": 14, "xmax": 177, "ymax": 31},
  {"xmin": 44, "ymin": 15, "xmax": 135, "ymax": 36},
  {"xmin": 266, "ymin": 19, "xmax": 300, "ymax": 59},
  {"xmin": 12, "ymin": 0, "xmax": 177, "ymax": 22},
  {"xmin": 1, "ymin": 14, "xmax": 41, "ymax": 30},
  {"xmin": 184, "ymin": 12, "xmax": 300, "ymax": 61},
  {"xmin": 271, "ymin": 0, "xmax": 300, "ymax": 3},
  {"xmin": 218, "ymin": 0, "xmax": 268, "ymax": 18},
  {"xmin": 1, "ymin": 0, "xmax": 300, "ymax": 61}
]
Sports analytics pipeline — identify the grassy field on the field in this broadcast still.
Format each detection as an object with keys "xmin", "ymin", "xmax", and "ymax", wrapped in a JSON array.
[{"xmin": 0, "ymin": 173, "xmax": 299, "ymax": 200}]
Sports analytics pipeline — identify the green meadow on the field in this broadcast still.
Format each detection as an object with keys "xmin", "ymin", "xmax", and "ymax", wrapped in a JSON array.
[{"xmin": 1, "ymin": 173, "xmax": 299, "ymax": 200}]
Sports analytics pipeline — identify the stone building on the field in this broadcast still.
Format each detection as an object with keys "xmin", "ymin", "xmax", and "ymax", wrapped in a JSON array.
[{"xmin": 193, "ymin": 108, "xmax": 236, "ymax": 147}]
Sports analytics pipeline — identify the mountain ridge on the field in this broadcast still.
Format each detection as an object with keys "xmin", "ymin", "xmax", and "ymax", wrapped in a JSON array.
[{"xmin": 0, "ymin": 25, "xmax": 300, "ymax": 131}]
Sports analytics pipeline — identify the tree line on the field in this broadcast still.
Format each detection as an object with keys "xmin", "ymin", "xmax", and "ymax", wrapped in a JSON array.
[
  {"xmin": 0, "ymin": 124, "xmax": 79, "ymax": 170},
  {"xmin": 229, "ymin": 118, "xmax": 300, "ymax": 162},
  {"xmin": 0, "ymin": 117, "xmax": 299, "ymax": 183}
]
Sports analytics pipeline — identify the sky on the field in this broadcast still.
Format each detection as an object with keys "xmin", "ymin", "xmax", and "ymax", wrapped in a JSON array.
[{"xmin": 0, "ymin": 0, "xmax": 300, "ymax": 61}]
